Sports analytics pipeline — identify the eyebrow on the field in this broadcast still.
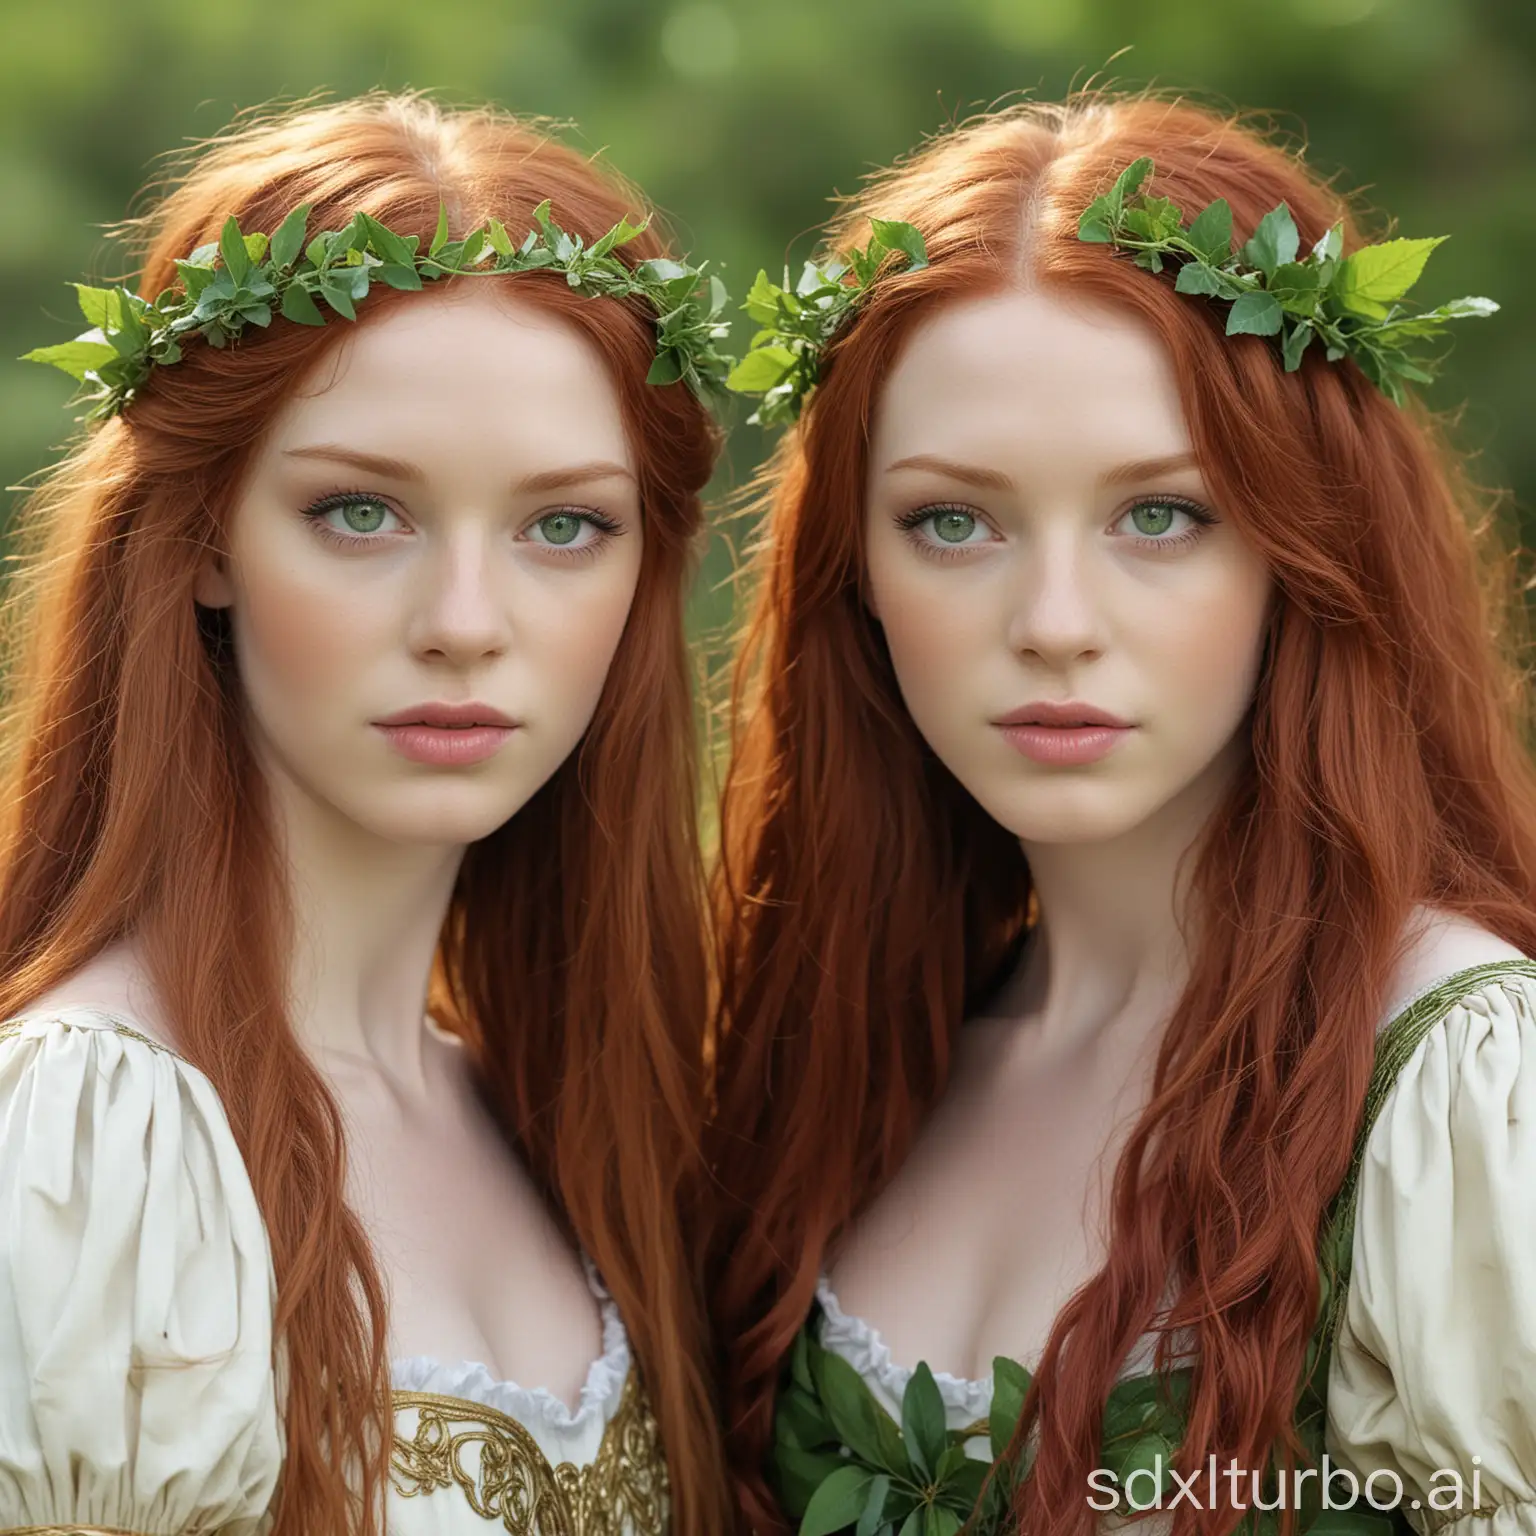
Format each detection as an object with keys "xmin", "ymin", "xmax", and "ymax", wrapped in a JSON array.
[
  {"xmin": 883, "ymin": 454, "xmax": 1015, "ymax": 490},
  {"xmin": 283, "ymin": 445, "xmax": 636, "ymax": 493},
  {"xmin": 882, "ymin": 450, "xmax": 1201, "ymax": 491},
  {"xmin": 1097, "ymin": 452, "xmax": 1200, "ymax": 487},
  {"xmin": 512, "ymin": 460, "xmax": 636, "ymax": 493}
]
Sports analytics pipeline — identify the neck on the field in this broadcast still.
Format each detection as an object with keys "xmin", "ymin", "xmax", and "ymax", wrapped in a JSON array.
[
  {"xmin": 996, "ymin": 744, "xmax": 1242, "ymax": 1054},
  {"xmin": 264, "ymin": 761, "xmax": 466, "ymax": 1089}
]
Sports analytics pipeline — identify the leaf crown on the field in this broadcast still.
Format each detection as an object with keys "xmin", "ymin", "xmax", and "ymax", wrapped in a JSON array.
[
  {"xmin": 23, "ymin": 201, "xmax": 734, "ymax": 421},
  {"xmin": 1078, "ymin": 157, "xmax": 1497, "ymax": 404},
  {"xmin": 724, "ymin": 219, "xmax": 930, "ymax": 427}
]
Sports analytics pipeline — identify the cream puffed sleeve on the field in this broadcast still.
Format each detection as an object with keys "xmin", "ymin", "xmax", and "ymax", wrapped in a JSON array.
[
  {"xmin": 1327, "ymin": 965, "xmax": 1536, "ymax": 1536},
  {"xmin": 0, "ymin": 1009, "xmax": 283, "ymax": 1536}
]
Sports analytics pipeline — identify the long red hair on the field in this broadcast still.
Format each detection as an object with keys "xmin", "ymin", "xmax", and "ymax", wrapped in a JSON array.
[
  {"xmin": 707, "ymin": 94, "xmax": 1536, "ymax": 1536},
  {"xmin": 0, "ymin": 94, "xmax": 728, "ymax": 1536}
]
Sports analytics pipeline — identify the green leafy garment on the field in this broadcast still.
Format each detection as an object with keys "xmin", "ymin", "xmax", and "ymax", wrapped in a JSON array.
[{"xmin": 772, "ymin": 961, "xmax": 1536, "ymax": 1536}]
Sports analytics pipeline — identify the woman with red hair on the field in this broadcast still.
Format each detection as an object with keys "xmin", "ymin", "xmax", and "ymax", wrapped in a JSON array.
[
  {"xmin": 0, "ymin": 95, "xmax": 730, "ymax": 1536},
  {"xmin": 710, "ymin": 96, "xmax": 1536, "ymax": 1535}
]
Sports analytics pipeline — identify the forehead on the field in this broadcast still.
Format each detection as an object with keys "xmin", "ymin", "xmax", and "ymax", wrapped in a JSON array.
[
  {"xmin": 264, "ymin": 282, "xmax": 632, "ymax": 468},
  {"xmin": 870, "ymin": 287, "xmax": 1191, "ymax": 469}
]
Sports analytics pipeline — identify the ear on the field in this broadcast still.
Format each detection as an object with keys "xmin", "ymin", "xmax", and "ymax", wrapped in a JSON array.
[{"xmin": 193, "ymin": 551, "xmax": 235, "ymax": 609}]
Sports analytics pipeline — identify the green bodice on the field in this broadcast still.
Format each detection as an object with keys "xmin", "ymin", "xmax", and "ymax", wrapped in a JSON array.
[{"xmin": 771, "ymin": 961, "xmax": 1536, "ymax": 1536}]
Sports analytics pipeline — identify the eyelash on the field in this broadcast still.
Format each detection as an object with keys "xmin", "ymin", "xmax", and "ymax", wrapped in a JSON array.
[
  {"xmin": 893, "ymin": 495, "xmax": 1219, "ymax": 559},
  {"xmin": 298, "ymin": 490, "xmax": 627, "ymax": 559},
  {"xmin": 894, "ymin": 502, "xmax": 993, "ymax": 562},
  {"xmin": 1114, "ymin": 494, "xmax": 1218, "ymax": 553}
]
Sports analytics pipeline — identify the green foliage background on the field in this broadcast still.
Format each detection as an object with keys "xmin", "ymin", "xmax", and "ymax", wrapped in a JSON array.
[{"xmin": 3, "ymin": 0, "xmax": 1532, "ymax": 643}]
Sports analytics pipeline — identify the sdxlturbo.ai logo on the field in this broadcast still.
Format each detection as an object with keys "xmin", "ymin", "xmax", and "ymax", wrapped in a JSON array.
[{"xmin": 1087, "ymin": 1454, "xmax": 1485, "ymax": 1517}]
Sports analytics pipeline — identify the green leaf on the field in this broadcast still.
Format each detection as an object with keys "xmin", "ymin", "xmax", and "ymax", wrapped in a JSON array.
[
  {"xmin": 430, "ymin": 204, "xmax": 450, "ymax": 257},
  {"xmin": 1269, "ymin": 261, "xmax": 1321, "ymax": 316},
  {"xmin": 897, "ymin": 1514, "xmax": 921, "ymax": 1536},
  {"xmin": 485, "ymin": 218, "xmax": 514, "ymax": 258},
  {"xmin": 1306, "ymin": 1512, "xmax": 1400, "ymax": 1535},
  {"xmin": 1417, "ymin": 294, "xmax": 1498, "ymax": 320},
  {"xmin": 727, "ymin": 344, "xmax": 798, "ymax": 393},
  {"xmin": 280, "ymin": 284, "xmax": 326, "ymax": 325},
  {"xmin": 1124, "ymin": 195, "xmax": 1183, "ymax": 243},
  {"xmin": 1077, "ymin": 200, "xmax": 1115, "ymax": 242},
  {"xmin": 20, "ymin": 337, "xmax": 118, "ymax": 381},
  {"xmin": 791, "ymin": 1328, "xmax": 817, "ymax": 1395},
  {"xmin": 900, "ymin": 1363, "xmax": 946, "ymax": 1483},
  {"xmin": 1108, "ymin": 157, "xmax": 1155, "ymax": 214},
  {"xmin": 1241, "ymin": 202, "xmax": 1300, "ymax": 277},
  {"xmin": 811, "ymin": 1345, "xmax": 909, "ymax": 1478},
  {"xmin": 1377, "ymin": 295, "xmax": 1499, "ymax": 338},
  {"xmin": 777, "ymin": 1444, "xmax": 853, "ymax": 1516},
  {"xmin": 242, "ymin": 232, "xmax": 269, "ymax": 264},
  {"xmin": 175, "ymin": 262, "xmax": 217, "ymax": 300},
  {"xmin": 1113, "ymin": 1434, "xmax": 1175, "ymax": 1504},
  {"xmin": 801, "ymin": 1464, "xmax": 874, "ymax": 1536},
  {"xmin": 318, "ymin": 278, "xmax": 357, "ymax": 320},
  {"xmin": 357, "ymin": 214, "xmax": 415, "ymax": 267},
  {"xmin": 923, "ymin": 1509, "xmax": 961, "ymax": 1536},
  {"xmin": 377, "ymin": 263, "xmax": 423, "ymax": 291},
  {"xmin": 1312, "ymin": 222, "xmax": 1344, "ymax": 263},
  {"xmin": 938, "ymin": 1455, "xmax": 988, "ymax": 1513},
  {"xmin": 219, "ymin": 216, "xmax": 252, "ymax": 283},
  {"xmin": 1226, "ymin": 290, "xmax": 1285, "ymax": 336},
  {"xmin": 779, "ymin": 1386, "xmax": 836, "ymax": 1452},
  {"xmin": 1185, "ymin": 199, "xmax": 1233, "ymax": 264},
  {"xmin": 869, "ymin": 219, "xmax": 929, "ymax": 271},
  {"xmin": 1174, "ymin": 262, "xmax": 1225, "ymax": 297},
  {"xmin": 646, "ymin": 351, "xmax": 685, "ymax": 386},
  {"xmin": 74, "ymin": 285, "xmax": 126, "ymax": 329},
  {"xmin": 589, "ymin": 213, "xmax": 649, "ymax": 259},
  {"xmin": 1283, "ymin": 322, "xmax": 1315, "ymax": 372},
  {"xmin": 1079, "ymin": 157, "xmax": 1154, "ymax": 244},
  {"xmin": 109, "ymin": 300, "xmax": 148, "ymax": 355},
  {"xmin": 270, "ymin": 204, "xmax": 311, "ymax": 269},
  {"xmin": 1334, "ymin": 236, "xmax": 1447, "ymax": 318},
  {"xmin": 855, "ymin": 1474, "xmax": 890, "ymax": 1536},
  {"xmin": 989, "ymin": 1357, "xmax": 1031, "ymax": 1463}
]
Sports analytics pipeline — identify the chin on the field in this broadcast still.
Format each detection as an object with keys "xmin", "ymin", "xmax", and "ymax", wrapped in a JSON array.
[
  {"xmin": 971, "ymin": 779, "xmax": 1155, "ymax": 847},
  {"xmin": 348, "ymin": 786, "xmax": 533, "ymax": 848}
]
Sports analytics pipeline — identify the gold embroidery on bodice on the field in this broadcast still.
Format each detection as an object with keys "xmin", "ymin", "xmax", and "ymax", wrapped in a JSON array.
[{"xmin": 389, "ymin": 1370, "xmax": 667, "ymax": 1534}]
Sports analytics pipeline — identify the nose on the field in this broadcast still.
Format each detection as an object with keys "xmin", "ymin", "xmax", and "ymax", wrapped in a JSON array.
[
  {"xmin": 1005, "ymin": 522, "xmax": 1106, "ymax": 665},
  {"xmin": 406, "ymin": 526, "xmax": 513, "ymax": 667}
]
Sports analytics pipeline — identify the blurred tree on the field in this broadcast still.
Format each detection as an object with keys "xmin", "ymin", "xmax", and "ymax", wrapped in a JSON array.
[{"xmin": 3, "ymin": 0, "xmax": 1531, "ymax": 647}]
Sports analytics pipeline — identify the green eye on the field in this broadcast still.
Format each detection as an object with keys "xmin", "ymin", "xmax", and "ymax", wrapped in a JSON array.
[
  {"xmin": 536, "ymin": 512, "xmax": 584, "ymax": 546},
  {"xmin": 931, "ymin": 509, "xmax": 977, "ymax": 544},
  {"xmin": 1129, "ymin": 503, "xmax": 1178, "ymax": 536},
  {"xmin": 339, "ymin": 499, "xmax": 389, "ymax": 534}
]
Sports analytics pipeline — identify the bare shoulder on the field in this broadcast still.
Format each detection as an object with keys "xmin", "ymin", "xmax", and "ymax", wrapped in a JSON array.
[
  {"xmin": 1381, "ymin": 906, "xmax": 1528, "ymax": 1026},
  {"xmin": 12, "ymin": 940, "xmax": 178, "ymax": 1050}
]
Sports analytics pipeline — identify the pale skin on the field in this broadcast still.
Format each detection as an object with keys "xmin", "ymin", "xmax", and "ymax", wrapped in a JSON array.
[
  {"xmin": 829, "ymin": 286, "xmax": 1521, "ymax": 1383},
  {"xmin": 28, "ymin": 282, "xmax": 647, "ymax": 1406}
]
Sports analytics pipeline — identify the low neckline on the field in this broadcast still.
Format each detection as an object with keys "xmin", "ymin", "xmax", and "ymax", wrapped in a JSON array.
[
  {"xmin": 1, "ymin": 1003, "xmax": 632, "ymax": 1427},
  {"xmin": 815, "ymin": 957, "xmax": 1536, "ymax": 1405}
]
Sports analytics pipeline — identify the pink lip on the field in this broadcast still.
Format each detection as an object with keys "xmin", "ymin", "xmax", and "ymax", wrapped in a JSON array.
[
  {"xmin": 993, "ymin": 701, "xmax": 1134, "ymax": 766},
  {"xmin": 373, "ymin": 702, "xmax": 520, "ymax": 767}
]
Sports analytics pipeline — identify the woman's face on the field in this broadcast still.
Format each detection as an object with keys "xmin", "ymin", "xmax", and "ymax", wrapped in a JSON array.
[
  {"xmin": 863, "ymin": 288, "xmax": 1273, "ymax": 847},
  {"xmin": 198, "ymin": 282, "xmax": 643, "ymax": 847}
]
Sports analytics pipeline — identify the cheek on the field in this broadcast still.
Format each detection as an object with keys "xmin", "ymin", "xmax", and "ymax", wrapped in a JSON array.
[
  {"xmin": 520, "ymin": 550, "xmax": 645, "ymax": 710},
  {"xmin": 1145, "ymin": 558, "xmax": 1272, "ymax": 737},
  {"xmin": 866, "ymin": 544, "xmax": 995, "ymax": 708},
  {"xmin": 230, "ymin": 547, "xmax": 387, "ymax": 721}
]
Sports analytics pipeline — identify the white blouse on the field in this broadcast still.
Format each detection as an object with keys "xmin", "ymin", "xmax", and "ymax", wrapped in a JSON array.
[
  {"xmin": 816, "ymin": 966, "xmax": 1536, "ymax": 1536},
  {"xmin": 0, "ymin": 1008, "xmax": 666, "ymax": 1536}
]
